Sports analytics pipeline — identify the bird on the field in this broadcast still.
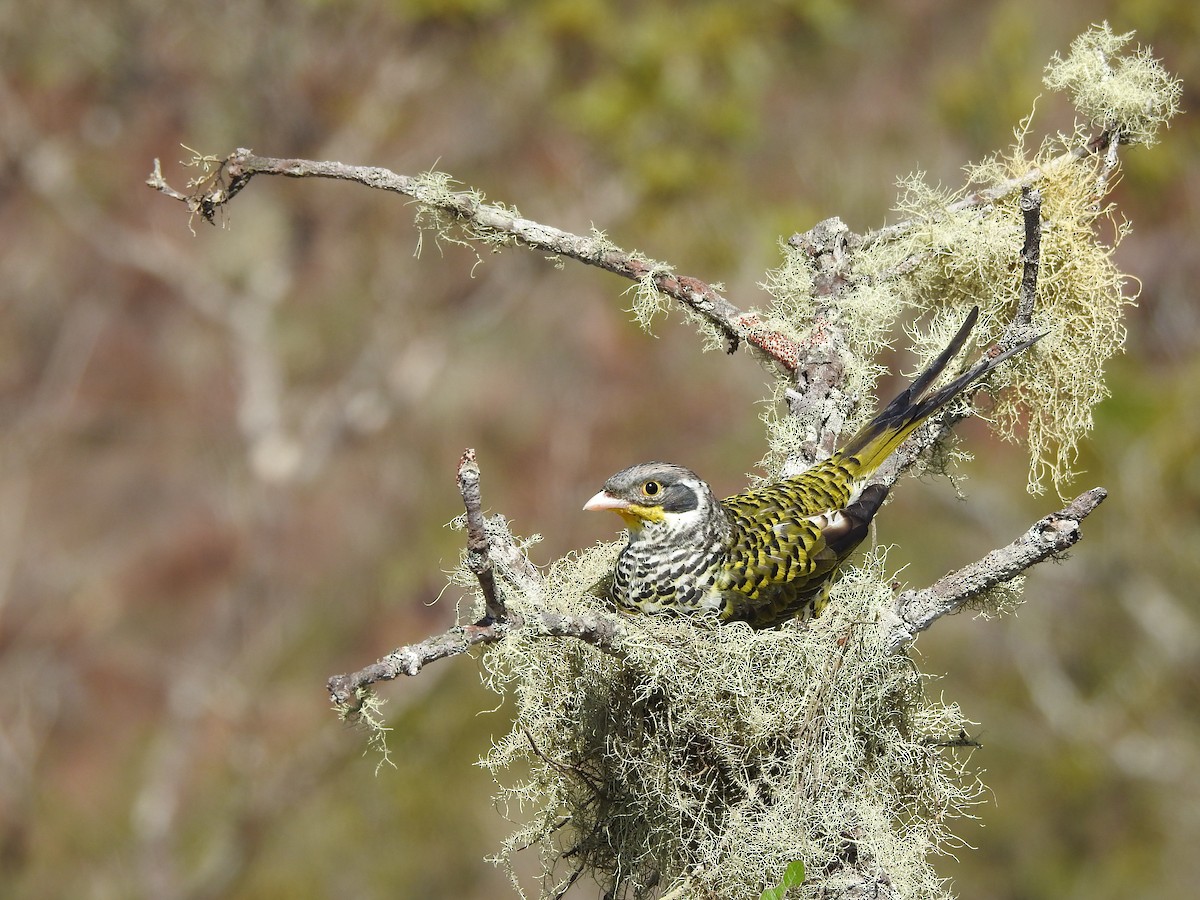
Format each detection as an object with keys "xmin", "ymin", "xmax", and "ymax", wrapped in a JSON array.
[{"xmin": 583, "ymin": 307, "xmax": 1040, "ymax": 628}]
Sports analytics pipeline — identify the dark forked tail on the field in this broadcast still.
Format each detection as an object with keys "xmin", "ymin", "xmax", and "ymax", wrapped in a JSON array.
[{"xmin": 835, "ymin": 306, "xmax": 1041, "ymax": 475}]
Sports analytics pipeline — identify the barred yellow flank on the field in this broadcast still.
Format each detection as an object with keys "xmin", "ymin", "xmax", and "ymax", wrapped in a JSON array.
[{"xmin": 710, "ymin": 307, "xmax": 1039, "ymax": 626}]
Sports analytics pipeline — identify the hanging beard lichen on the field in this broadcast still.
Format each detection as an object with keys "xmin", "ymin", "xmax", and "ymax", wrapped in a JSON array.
[{"xmin": 476, "ymin": 543, "xmax": 984, "ymax": 900}]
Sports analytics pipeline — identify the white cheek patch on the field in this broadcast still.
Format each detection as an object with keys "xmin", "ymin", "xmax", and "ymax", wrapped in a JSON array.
[
  {"xmin": 663, "ymin": 505, "xmax": 708, "ymax": 532},
  {"xmin": 625, "ymin": 500, "xmax": 709, "ymax": 543}
]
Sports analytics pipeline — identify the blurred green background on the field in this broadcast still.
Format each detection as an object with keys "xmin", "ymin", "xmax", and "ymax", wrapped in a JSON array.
[{"xmin": 2, "ymin": 1, "xmax": 1197, "ymax": 897}]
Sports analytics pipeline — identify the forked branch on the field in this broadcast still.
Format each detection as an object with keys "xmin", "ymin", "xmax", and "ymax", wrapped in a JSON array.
[{"xmin": 326, "ymin": 450, "xmax": 624, "ymax": 709}]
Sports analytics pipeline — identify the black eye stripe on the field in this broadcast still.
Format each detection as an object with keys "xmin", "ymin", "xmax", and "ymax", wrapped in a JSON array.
[{"xmin": 660, "ymin": 484, "xmax": 699, "ymax": 513}]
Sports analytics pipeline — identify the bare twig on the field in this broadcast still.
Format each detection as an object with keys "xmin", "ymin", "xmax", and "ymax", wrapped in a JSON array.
[
  {"xmin": 145, "ymin": 158, "xmax": 190, "ymax": 204},
  {"xmin": 1092, "ymin": 124, "xmax": 1123, "ymax": 209},
  {"xmin": 884, "ymin": 487, "xmax": 1108, "ymax": 653},
  {"xmin": 458, "ymin": 448, "xmax": 504, "ymax": 622},
  {"xmin": 1014, "ymin": 186, "xmax": 1042, "ymax": 332}
]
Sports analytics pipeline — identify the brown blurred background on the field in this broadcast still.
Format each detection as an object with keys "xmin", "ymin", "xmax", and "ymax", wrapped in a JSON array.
[{"xmin": 2, "ymin": 2, "xmax": 1198, "ymax": 898}]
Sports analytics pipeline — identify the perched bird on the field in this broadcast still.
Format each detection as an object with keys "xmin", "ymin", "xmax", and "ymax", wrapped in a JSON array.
[{"xmin": 584, "ymin": 307, "xmax": 1039, "ymax": 628}]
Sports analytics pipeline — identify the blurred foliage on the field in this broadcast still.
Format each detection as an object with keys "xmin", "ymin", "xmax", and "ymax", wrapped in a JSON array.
[{"xmin": 0, "ymin": 1, "xmax": 1198, "ymax": 899}]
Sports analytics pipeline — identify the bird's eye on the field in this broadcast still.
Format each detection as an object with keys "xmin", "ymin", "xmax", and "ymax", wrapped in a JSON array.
[{"xmin": 642, "ymin": 480, "xmax": 662, "ymax": 497}]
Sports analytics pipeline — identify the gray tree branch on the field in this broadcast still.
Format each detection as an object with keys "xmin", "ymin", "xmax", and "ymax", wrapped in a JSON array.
[
  {"xmin": 884, "ymin": 487, "xmax": 1108, "ymax": 652},
  {"xmin": 146, "ymin": 150, "xmax": 809, "ymax": 370}
]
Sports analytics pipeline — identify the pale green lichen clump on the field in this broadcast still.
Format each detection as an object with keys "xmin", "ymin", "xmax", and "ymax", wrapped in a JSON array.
[
  {"xmin": 760, "ymin": 240, "xmax": 903, "ymax": 394},
  {"xmin": 1044, "ymin": 23, "xmax": 1182, "ymax": 146},
  {"xmin": 626, "ymin": 261, "xmax": 676, "ymax": 334},
  {"xmin": 858, "ymin": 124, "xmax": 1134, "ymax": 497},
  {"xmin": 477, "ymin": 548, "xmax": 983, "ymax": 900},
  {"xmin": 407, "ymin": 170, "xmax": 519, "ymax": 278}
]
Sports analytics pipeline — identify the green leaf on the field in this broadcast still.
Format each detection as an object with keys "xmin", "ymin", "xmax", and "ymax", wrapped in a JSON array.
[{"xmin": 760, "ymin": 860, "xmax": 806, "ymax": 900}]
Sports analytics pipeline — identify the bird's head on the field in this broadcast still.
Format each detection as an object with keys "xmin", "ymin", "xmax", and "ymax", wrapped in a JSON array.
[{"xmin": 583, "ymin": 462, "xmax": 716, "ymax": 536}]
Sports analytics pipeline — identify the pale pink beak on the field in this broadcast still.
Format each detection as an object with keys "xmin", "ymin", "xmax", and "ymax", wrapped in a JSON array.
[{"xmin": 583, "ymin": 490, "xmax": 630, "ymax": 512}]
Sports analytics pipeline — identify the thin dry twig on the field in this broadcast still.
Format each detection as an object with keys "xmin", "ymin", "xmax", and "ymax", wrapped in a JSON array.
[
  {"xmin": 458, "ymin": 448, "xmax": 504, "ymax": 622},
  {"xmin": 1092, "ymin": 124, "xmax": 1123, "ymax": 209},
  {"xmin": 1015, "ymin": 186, "xmax": 1043, "ymax": 332}
]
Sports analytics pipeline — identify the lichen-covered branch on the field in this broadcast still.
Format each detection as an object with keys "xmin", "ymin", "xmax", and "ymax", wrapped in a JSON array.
[
  {"xmin": 326, "ymin": 608, "xmax": 625, "ymax": 708},
  {"xmin": 858, "ymin": 127, "xmax": 1115, "ymax": 253},
  {"xmin": 327, "ymin": 619, "xmax": 514, "ymax": 708},
  {"xmin": 884, "ymin": 487, "xmax": 1108, "ymax": 653},
  {"xmin": 146, "ymin": 149, "xmax": 807, "ymax": 370},
  {"xmin": 779, "ymin": 219, "xmax": 854, "ymax": 466},
  {"xmin": 141, "ymin": 123, "xmax": 1115, "ymax": 488}
]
